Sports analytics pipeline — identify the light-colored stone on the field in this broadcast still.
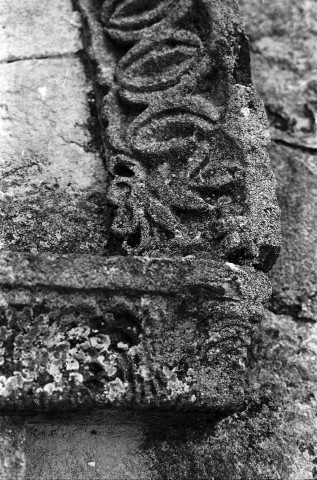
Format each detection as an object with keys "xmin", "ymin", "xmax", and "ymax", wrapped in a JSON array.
[
  {"xmin": 0, "ymin": 0, "xmax": 82, "ymax": 62},
  {"xmin": 239, "ymin": 0, "xmax": 317, "ymax": 320},
  {"xmin": 0, "ymin": 417, "xmax": 26, "ymax": 480},
  {"xmin": 240, "ymin": 0, "xmax": 317, "ymax": 149},
  {"xmin": 0, "ymin": 56, "xmax": 104, "ymax": 189},
  {"xmin": 0, "ymin": 56, "xmax": 109, "ymax": 253},
  {"xmin": 26, "ymin": 419, "xmax": 149, "ymax": 480},
  {"xmin": 268, "ymin": 145, "xmax": 317, "ymax": 320}
]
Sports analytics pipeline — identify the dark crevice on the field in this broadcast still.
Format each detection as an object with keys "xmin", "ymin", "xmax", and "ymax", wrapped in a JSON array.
[
  {"xmin": 267, "ymin": 301, "xmax": 316, "ymax": 324},
  {"xmin": 71, "ymin": 5, "xmax": 107, "ymax": 157},
  {"xmin": 71, "ymin": 0, "xmax": 116, "ymax": 252},
  {"xmin": 0, "ymin": 284, "xmax": 178, "ymax": 300},
  {"xmin": 232, "ymin": 30, "xmax": 252, "ymax": 86},
  {"xmin": 272, "ymin": 137, "xmax": 317, "ymax": 153},
  {"xmin": 113, "ymin": 163, "xmax": 135, "ymax": 177}
]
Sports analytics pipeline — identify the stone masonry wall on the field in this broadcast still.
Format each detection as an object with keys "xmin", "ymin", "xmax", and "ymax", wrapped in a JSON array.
[
  {"xmin": 0, "ymin": 0, "xmax": 110, "ymax": 255},
  {"xmin": 1, "ymin": 0, "xmax": 316, "ymax": 479}
]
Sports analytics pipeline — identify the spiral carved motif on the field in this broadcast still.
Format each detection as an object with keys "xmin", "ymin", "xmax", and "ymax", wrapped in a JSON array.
[{"xmin": 99, "ymin": 0, "xmax": 280, "ymax": 268}]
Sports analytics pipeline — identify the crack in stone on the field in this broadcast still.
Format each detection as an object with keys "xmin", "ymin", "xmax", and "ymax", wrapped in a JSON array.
[
  {"xmin": 1, "ymin": 163, "xmax": 42, "ymax": 179},
  {"xmin": 0, "ymin": 51, "xmax": 81, "ymax": 65},
  {"xmin": 60, "ymin": 135, "xmax": 87, "ymax": 150}
]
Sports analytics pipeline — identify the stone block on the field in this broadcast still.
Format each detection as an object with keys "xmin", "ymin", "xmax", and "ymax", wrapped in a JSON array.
[
  {"xmin": 0, "ymin": 57, "xmax": 109, "ymax": 254},
  {"xmin": 0, "ymin": 0, "xmax": 82, "ymax": 62},
  {"xmin": 240, "ymin": 0, "xmax": 317, "ymax": 320},
  {"xmin": 0, "ymin": 1, "xmax": 282, "ymax": 477},
  {"xmin": 0, "ymin": 252, "xmax": 270, "ymax": 413},
  {"xmin": 269, "ymin": 145, "xmax": 317, "ymax": 320},
  {"xmin": 22, "ymin": 308, "xmax": 317, "ymax": 480},
  {"xmin": 26, "ymin": 414, "xmax": 149, "ymax": 480},
  {"xmin": 0, "ymin": 417, "xmax": 25, "ymax": 480}
]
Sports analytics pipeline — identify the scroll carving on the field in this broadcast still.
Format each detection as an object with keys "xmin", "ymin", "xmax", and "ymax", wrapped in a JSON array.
[{"xmin": 97, "ymin": 0, "xmax": 280, "ymax": 269}]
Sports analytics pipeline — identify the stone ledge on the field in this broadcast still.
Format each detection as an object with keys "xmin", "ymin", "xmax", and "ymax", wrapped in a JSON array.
[
  {"xmin": 0, "ymin": 252, "xmax": 270, "ymax": 413},
  {"xmin": 0, "ymin": 251, "xmax": 270, "ymax": 297}
]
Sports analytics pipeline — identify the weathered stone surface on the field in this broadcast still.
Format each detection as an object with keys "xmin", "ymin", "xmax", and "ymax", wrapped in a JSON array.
[
  {"xmin": 240, "ymin": 0, "xmax": 317, "ymax": 150},
  {"xmin": 26, "ymin": 414, "xmax": 150, "ymax": 480},
  {"xmin": 0, "ymin": 252, "xmax": 270, "ymax": 412},
  {"xmin": 140, "ymin": 310, "xmax": 317, "ymax": 480},
  {"xmin": 25, "ymin": 309, "xmax": 317, "ymax": 480},
  {"xmin": 0, "ymin": 0, "xmax": 82, "ymax": 62},
  {"xmin": 268, "ymin": 145, "xmax": 317, "ymax": 320},
  {"xmin": 78, "ymin": 0, "xmax": 281, "ymax": 272},
  {"xmin": 0, "ymin": 417, "xmax": 25, "ymax": 480},
  {"xmin": 0, "ymin": 0, "xmax": 284, "ymax": 478},
  {"xmin": 0, "ymin": 0, "xmax": 277, "ymax": 418},
  {"xmin": 239, "ymin": 0, "xmax": 317, "ymax": 320},
  {"xmin": 0, "ymin": 56, "xmax": 110, "ymax": 254},
  {"xmin": 0, "ymin": 0, "xmax": 111, "ymax": 476}
]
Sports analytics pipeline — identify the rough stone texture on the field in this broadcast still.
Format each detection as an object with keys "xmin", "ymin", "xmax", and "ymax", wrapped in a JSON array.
[
  {"xmin": 0, "ymin": 0, "xmax": 276, "ymax": 416},
  {"xmin": 139, "ymin": 310, "xmax": 317, "ymax": 480},
  {"xmin": 78, "ymin": 0, "xmax": 281, "ymax": 271},
  {"xmin": 0, "ymin": 417, "xmax": 25, "ymax": 480},
  {"xmin": 21, "ymin": 0, "xmax": 317, "ymax": 478},
  {"xmin": 0, "ymin": 0, "xmax": 111, "ymax": 477},
  {"xmin": 24, "ymin": 310, "xmax": 317, "ymax": 480},
  {"xmin": 241, "ymin": 0, "xmax": 317, "ymax": 150},
  {"xmin": 239, "ymin": 0, "xmax": 317, "ymax": 321},
  {"xmin": 0, "ymin": 252, "xmax": 270, "ymax": 412},
  {"xmin": 0, "ymin": 0, "xmax": 292, "ymax": 479},
  {"xmin": 0, "ymin": 0, "xmax": 82, "ymax": 62},
  {"xmin": 0, "ymin": 56, "xmax": 110, "ymax": 254},
  {"xmin": 269, "ymin": 145, "xmax": 317, "ymax": 320}
]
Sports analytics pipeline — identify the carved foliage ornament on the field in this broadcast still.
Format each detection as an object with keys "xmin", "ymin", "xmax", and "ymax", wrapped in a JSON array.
[{"xmin": 100, "ymin": 0, "xmax": 280, "ymax": 269}]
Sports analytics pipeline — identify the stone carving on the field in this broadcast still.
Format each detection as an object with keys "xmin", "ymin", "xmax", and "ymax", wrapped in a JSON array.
[
  {"xmin": 0, "ymin": 0, "xmax": 281, "ymax": 417},
  {"xmin": 94, "ymin": 0, "xmax": 281, "ymax": 270},
  {"xmin": 0, "ymin": 252, "xmax": 270, "ymax": 412},
  {"xmin": 102, "ymin": 0, "xmax": 191, "ymax": 46}
]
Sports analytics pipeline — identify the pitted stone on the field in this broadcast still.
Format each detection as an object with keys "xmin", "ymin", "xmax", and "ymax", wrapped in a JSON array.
[
  {"xmin": 0, "ymin": 0, "xmax": 279, "ymax": 422},
  {"xmin": 78, "ymin": 0, "xmax": 281, "ymax": 271},
  {"xmin": 0, "ymin": 252, "xmax": 270, "ymax": 413}
]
